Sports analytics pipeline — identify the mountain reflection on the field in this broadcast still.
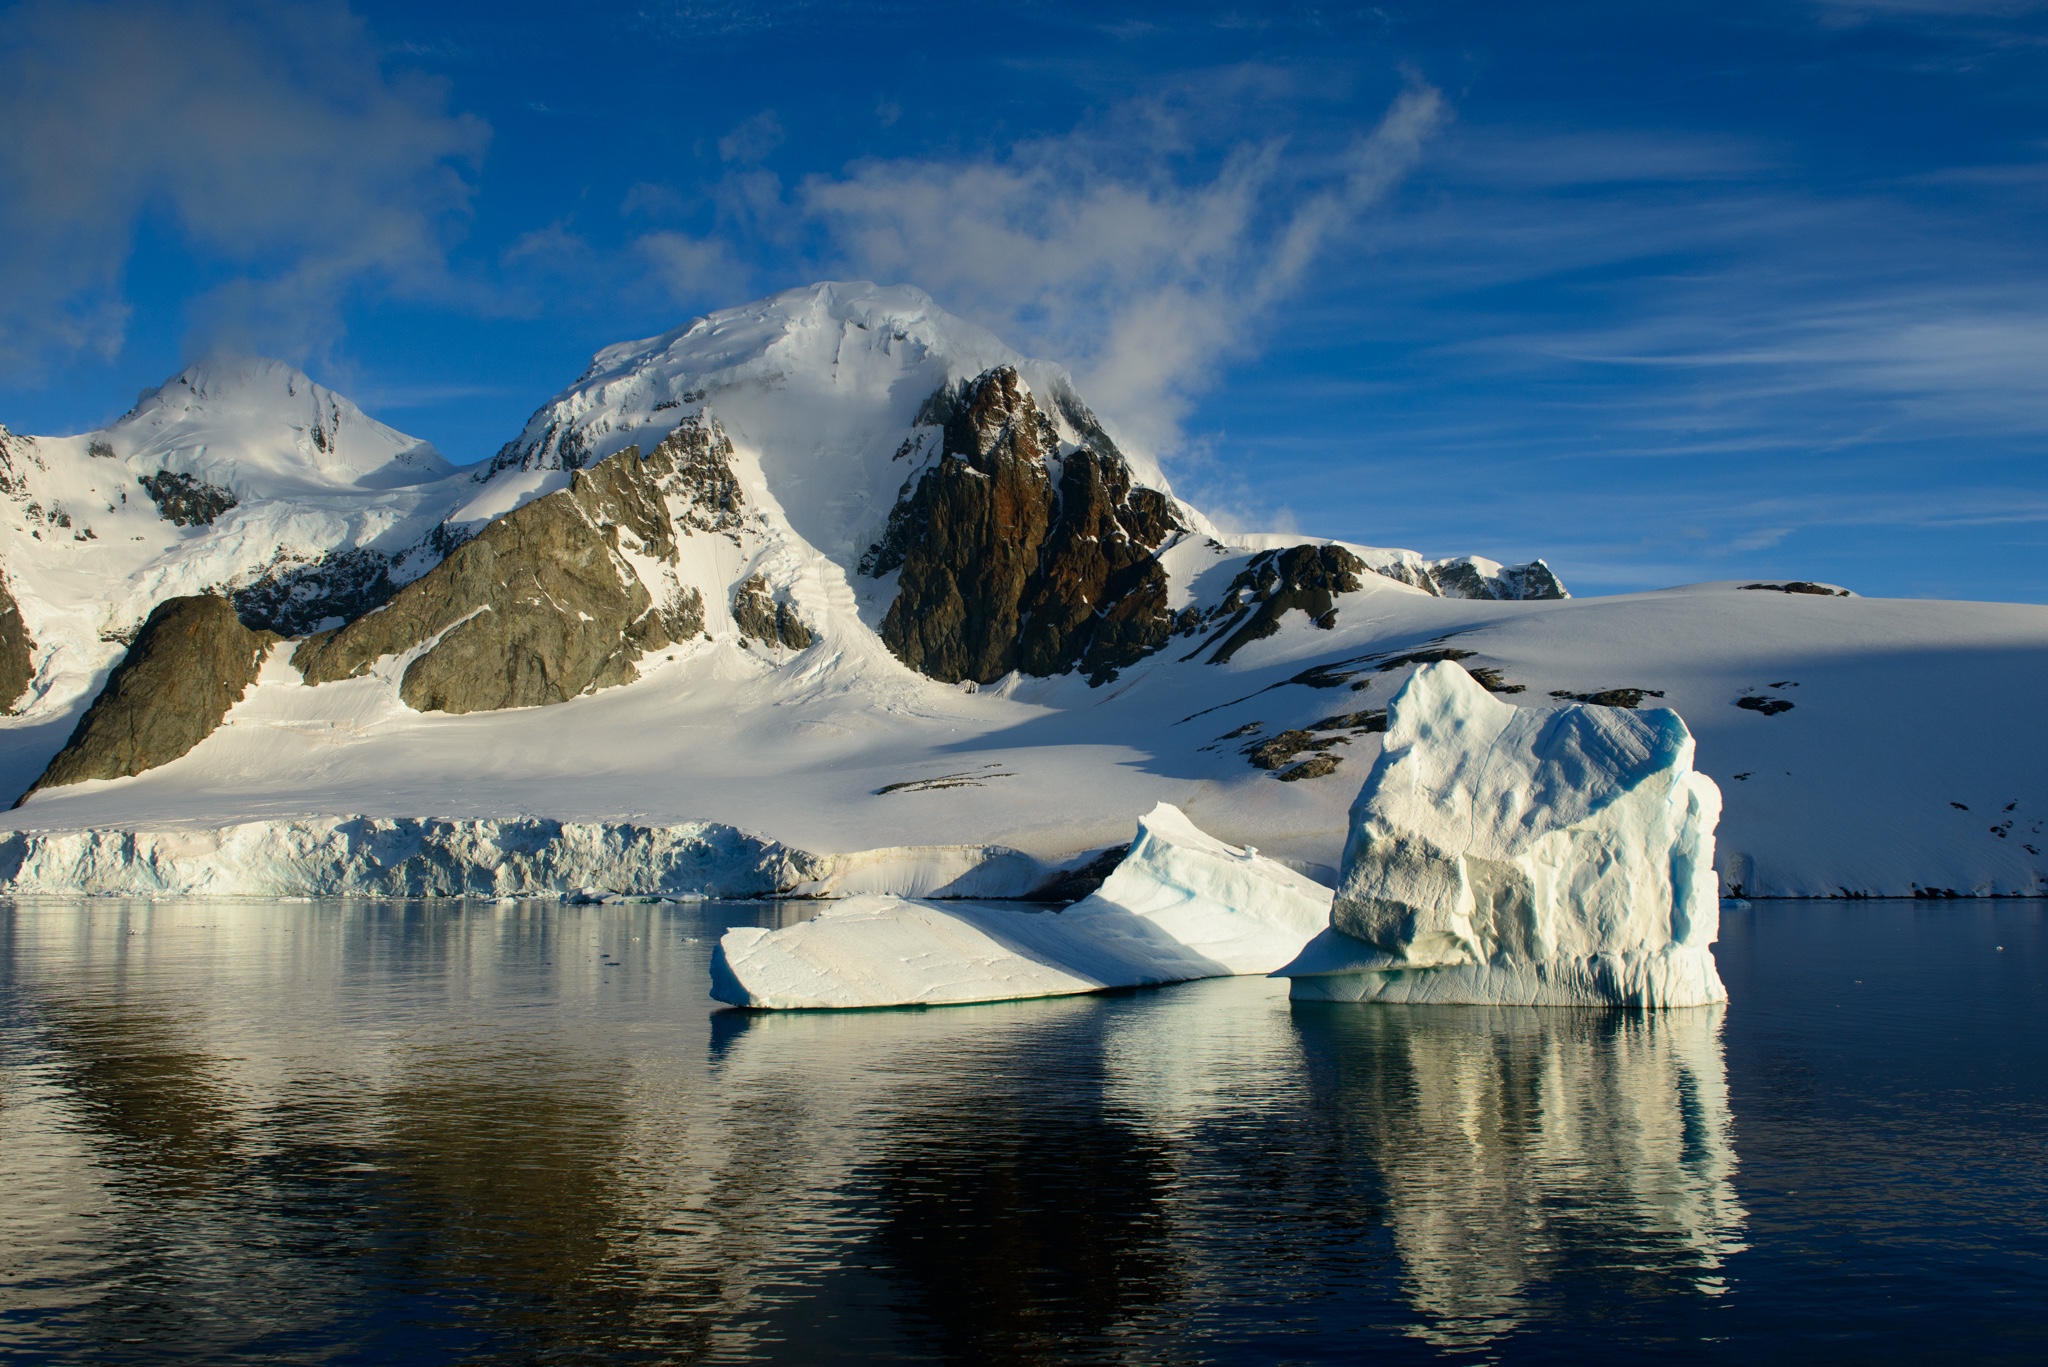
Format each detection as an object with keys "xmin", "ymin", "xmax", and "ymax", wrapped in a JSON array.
[
  {"xmin": 1292, "ymin": 1004, "xmax": 1747, "ymax": 1348},
  {"xmin": 31, "ymin": 994, "xmax": 241, "ymax": 1182},
  {"xmin": 711, "ymin": 1001, "xmax": 1181, "ymax": 1363},
  {"xmin": 365, "ymin": 1046, "xmax": 651, "ymax": 1361}
]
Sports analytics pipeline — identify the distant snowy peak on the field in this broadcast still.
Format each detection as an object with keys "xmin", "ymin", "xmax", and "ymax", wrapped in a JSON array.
[
  {"xmin": 106, "ymin": 357, "xmax": 451, "ymax": 495},
  {"xmin": 479, "ymin": 282, "xmax": 1179, "ymax": 566}
]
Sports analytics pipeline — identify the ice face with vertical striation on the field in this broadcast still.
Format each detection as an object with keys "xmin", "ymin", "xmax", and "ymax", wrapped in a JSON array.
[{"xmin": 1279, "ymin": 661, "xmax": 1726, "ymax": 1006}]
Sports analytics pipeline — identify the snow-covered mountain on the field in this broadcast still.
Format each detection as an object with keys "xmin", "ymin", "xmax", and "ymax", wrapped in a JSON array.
[
  {"xmin": 115, "ymin": 357, "xmax": 454, "ymax": 495},
  {"xmin": 0, "ymin": 282, "xmax": 2041, "ymax": 900},
  {"xmin": 0, "ymin": 359, "xmax": 474, "ymax": 723}
]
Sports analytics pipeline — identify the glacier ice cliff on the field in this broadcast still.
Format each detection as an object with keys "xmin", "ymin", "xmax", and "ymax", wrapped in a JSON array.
[
  {"xmin": 710, "ymin": 802, "xmax": 1332, "ymax": 1009},
  {"xmin": 1279, "ymin": 661, "xmax": 1726, "ymax": 1007},
  {"xmin": 0, "ymin": 817, "xmax": 1129, "ymax": 901}
]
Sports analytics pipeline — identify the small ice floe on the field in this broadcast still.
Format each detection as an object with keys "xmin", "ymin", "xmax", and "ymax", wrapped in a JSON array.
[
  {"xmin": 708, "ymin": 803, "xmax": 1331, "ymax": 1009},
  {"xmin": 1278, "ymin": 661, "xmax": 1727, "ymax": 1007}
]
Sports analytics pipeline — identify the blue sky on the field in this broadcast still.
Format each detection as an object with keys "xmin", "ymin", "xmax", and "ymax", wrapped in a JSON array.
[{"xmin": 2, "ymin": 0, "xmax": 2045, "ymax": 600}]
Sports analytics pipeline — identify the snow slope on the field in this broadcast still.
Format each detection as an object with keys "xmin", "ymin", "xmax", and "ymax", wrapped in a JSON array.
[
  {"xmin": 2, "ymin": 285, "xmax": 2044, "ymax": 899},
  {"xmin": 3, "ymin": 575, "xmax": 2040, "ymax": 899}
]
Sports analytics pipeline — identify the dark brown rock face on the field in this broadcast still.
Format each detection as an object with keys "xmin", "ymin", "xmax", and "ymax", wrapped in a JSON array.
[
  {"xmin": 20, "ymin": 595, "xmax": 276, "ymax": 801},
  {"xmin": 137, "ymin": 471, "xmax": 238, "ymax": 527},
  {"xmin": 865, "ymin": 368, "xmax": 1181, "ymax": 685},
  {"xmin": 1184, "ymin": 545, "xmax": 1366, "ymax": 665},
  {"xmin": 294, "ymin": 418, "xmax": 727, "ymax": 714},
  {"xmin": 733, "ymin": 574, "xmax": 813, "ymax": 650},
  {"xmin": 0, "ymin": 570, "xmax": 36, "ymax": 713},
  {"xmin": 1275, "ymin": 754, "xmax": 1343, "ymax": 782}
]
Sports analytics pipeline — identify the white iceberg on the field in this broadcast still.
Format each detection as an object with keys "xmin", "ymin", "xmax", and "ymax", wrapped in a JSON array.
[
  {"xmin": 710, "ymin": 802, "xmax": 1332, "ymax": 1009},
  {"xmin": 1279, "ymin": 661, "xmax": 1726, "ymax": 1007}
]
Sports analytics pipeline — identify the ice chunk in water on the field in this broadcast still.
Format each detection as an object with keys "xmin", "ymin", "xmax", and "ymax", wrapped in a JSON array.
[
  {"xmin": 1278, "ymin": 661, "xmax": 1726, "ymax": 1007},
  {"xmin": 710, "ymin": 802, "xmax": 1331, "ymax": 1009}
]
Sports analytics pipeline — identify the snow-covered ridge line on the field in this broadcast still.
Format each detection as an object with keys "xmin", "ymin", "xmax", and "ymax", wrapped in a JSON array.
[{"xmin": 0, "ymin": 816, "xmax": 1096, "ymax": 900}]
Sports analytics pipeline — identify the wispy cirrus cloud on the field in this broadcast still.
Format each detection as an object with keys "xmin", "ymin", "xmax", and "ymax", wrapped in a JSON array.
[
  {"xmin": 795, "ymin": 77, "xmax": 1444, "ymax": 455},
  {"xmin": 615, "ymin": 77, "xmax": 1442, "ymax": 458}
]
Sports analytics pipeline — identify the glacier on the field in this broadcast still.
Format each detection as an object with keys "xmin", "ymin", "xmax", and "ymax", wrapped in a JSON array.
[
  {"xmin": 709, "ymin": 802, "xmax": 1332, "ymax": 1009},
  {"xmin": 1279, "ymin": 661, "xmax": 1727, "ymax": 1007},
  {"xmin": 0, "ymin": 815, "xmax": 1129, "ymax": 901}
]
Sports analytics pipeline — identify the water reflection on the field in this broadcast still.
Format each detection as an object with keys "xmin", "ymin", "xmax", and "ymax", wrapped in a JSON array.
[
  {"xmin": 715, "ymin": 1002, "xmax": 1182, "ymax": 1362},
  {"xmin": 1292, "ymin": 1004, "xmax": 1746, "ymax": 1347},
  {"xmin": 0, "ymin": 899, "xmax": 1786, "ymax": 1363}
]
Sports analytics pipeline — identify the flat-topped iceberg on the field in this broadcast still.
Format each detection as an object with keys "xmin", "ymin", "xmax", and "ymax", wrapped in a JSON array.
[
  {"xmin": 1279, "ymin": 661, "xmax": 1726, "ymax": 1007},
  {"xmin": 710, "ymin": 802, "xmax": 1332, "ymax": 1009}
]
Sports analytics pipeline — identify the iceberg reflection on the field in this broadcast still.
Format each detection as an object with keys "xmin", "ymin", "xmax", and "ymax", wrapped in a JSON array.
[{"xmin": 1292, "ymin": 1003, "xmax": 1746, "ymax": 1348}]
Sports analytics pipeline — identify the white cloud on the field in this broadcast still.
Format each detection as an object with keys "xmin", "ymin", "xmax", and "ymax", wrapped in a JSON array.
[
  {"xmin": 638, "ymin": 231, "xmax": 746, "ymax": 303},
  {"xmin": 0, "ymin": 0, "xmax": 486, "ymax": 373},
  {"xmin": 797, "ymin": 79, "xmax": 1444, "ymax": 457},
  {"xmin": 718, "ymin": 111, "xmax": 786, "ymax": 165}
]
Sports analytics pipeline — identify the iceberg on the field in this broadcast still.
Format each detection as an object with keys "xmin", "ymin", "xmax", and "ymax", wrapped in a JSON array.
[
  {"xmin": 1279, "ymin": 661, "xmax": 1726, "ymax": 1007},
  {"xmin": 710, "ymin": 802, "xmax": 1332, "ymax": 1009}
]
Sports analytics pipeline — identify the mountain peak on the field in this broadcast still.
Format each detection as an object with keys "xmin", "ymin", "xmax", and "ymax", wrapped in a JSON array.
[
  {"xmin": 483, "ymin": 282, "xmax": 1171, "ymax": 567},
  {"xmin": 107, "ymin": 355, "xmax": 451, "ymax": 494}
]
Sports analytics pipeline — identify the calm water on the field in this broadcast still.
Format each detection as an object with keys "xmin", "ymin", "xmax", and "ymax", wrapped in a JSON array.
[{"xmin": 1, "ymin": 897, "xmax": 2044, "ymax": 1365}]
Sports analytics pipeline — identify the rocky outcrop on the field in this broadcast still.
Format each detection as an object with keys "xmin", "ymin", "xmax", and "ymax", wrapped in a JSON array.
[
  {"xmin": 19, "ymin": 595, "xmax": 277, "ymax": 801},
  {"xmin": 732, "ymin": 574, "xmax": 812, "ymax": 650},
  {"xmin": 232, "ymin": 524, "xmax": 476, "ymax": 636},
  {"xmin": 1741, "ymin": 581, "xmax": 1849, "ymax": 597},
  {"xmin": 864, "ymin": 368, "xmax": 1181, "ymax": 686},
  {"xmin": 294, "ymin": 419, "xmax": 729, "ymax": 714},
  {"xmin": 665, "ymin": 416, "xmax": 749, "ymax": 540},
  {"xmin": 234, "ymin": 546, "xmax": 400, "ymax": 635},
  {"xmin": 0, "ymin": 569, "xmax": 35, "ymax": 713},
  {"xmin": 1429, "ymin": 556, "xmax": 1569, "ymax": 601},
  {"xmin": 1275, "ymin": 754, "xmax": 1343, "ymax": 781},
  {"xmin": 0, "ymin": 423, "xmax": 39, "ymax": 497},
  {"xmin": 137, "ymin": 470, "xmax": 238, "ymax": 527},
  {"xmin": 1552, "ymin": 687, "xmax": 1665, "ymax": 709},
  {"xmin": 1184, "ymin": 545, "xmax": 1366, "ymax": 665}
]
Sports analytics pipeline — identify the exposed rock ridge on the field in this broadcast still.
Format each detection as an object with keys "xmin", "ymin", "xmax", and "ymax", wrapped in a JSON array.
[
  {"xmin": 137, "ymin": 470, "xmax": 238, "ymax": 527},
  {"xmin": 231, "ymin": 523, "xmax": 473, "ymax": 637},
  {"xmin": 294, "ymin": 419, "xmax": 737, "ymax": 714},
  {"xmin": 663, "ymin": 414, "xmax": 749, "ymax": 540},
  {"xmin": 1428, "ymin": 556, "xmax": 1569, "ymax": 601},
  {"xmin": 1180, "ymin": 545, "xmax": 1367, "ymax": 665},
  {"xmin": 865, "ymin": 367, "xmax": 1183, "ymax": 685},
  {"xmin": 0, "ymin": 568, "xmax": 35, "ymax": 713},
  {"xmin": 19, "ymin": 595, "xmax": 277, "ymax": 802},
  {"xmin": 0, "ymin": 423, "xmax": 39, "ymax": 497},
  {"xmin": 733, "ymin": 574, "xmax": 813, "ymax": 650}
]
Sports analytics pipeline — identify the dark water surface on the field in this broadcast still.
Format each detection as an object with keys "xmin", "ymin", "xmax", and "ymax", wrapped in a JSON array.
[{"xmin": 1, "ymin": 897, "xmax": 2044, "ymax": 1364}]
